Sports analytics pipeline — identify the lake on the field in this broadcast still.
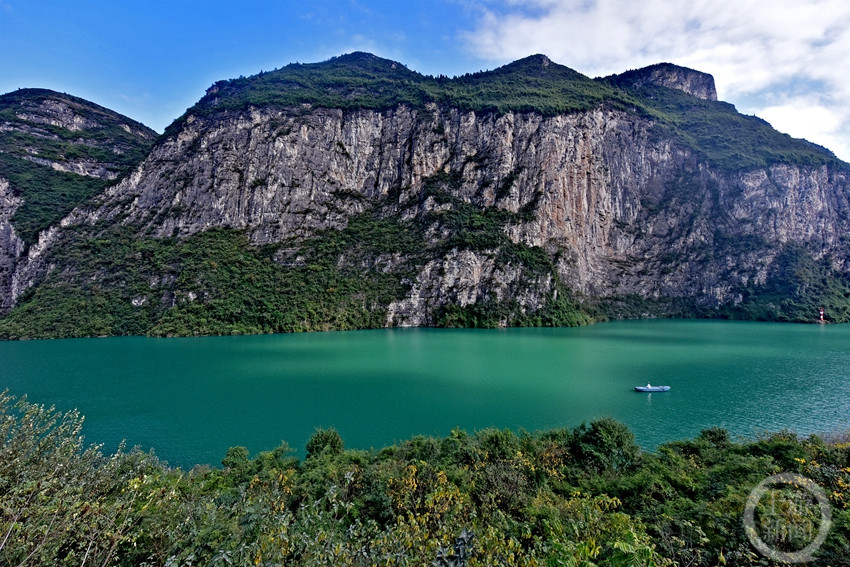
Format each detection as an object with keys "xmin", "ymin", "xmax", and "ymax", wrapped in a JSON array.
[{"xmin": 2, "ymin": 319, "xmax": 849, "ymax": 468}]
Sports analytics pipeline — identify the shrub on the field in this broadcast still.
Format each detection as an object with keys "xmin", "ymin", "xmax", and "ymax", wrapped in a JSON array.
[{"xmin": 306, "ymin": 427, "xmax": 344, "ymax": 459}]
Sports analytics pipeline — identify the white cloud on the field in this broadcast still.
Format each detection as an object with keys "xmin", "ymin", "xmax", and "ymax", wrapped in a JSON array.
[
  {"xmin": 760, "ymin": 100, "xmax": 849, "ymax": 160},
  {"xmin": 462, "ymin": 0, "xmax": 850, "ymax": 162}
]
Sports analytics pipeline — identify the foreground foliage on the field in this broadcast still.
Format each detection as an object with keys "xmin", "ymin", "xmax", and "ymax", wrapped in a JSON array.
[{"xmin": 2, "ymin": 392, "xmax": 848, "ymax": 566}]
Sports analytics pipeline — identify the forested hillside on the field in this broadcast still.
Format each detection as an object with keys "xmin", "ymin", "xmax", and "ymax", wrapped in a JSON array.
[{"xmin": 0, "ymin": 89, "xmax": 157, "ymax": 313}]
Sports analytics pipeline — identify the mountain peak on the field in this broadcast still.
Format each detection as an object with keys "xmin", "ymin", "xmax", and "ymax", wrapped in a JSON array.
[
  {"xmin": 609, "ymin": 63, "xmax": 717, "ymax": 101},
  {"xmin": 489, "ymin": 54, "xmax": 588, "ymax": 81},
  {"xmin": 517, "ymin": 54, "xmax": 552, "ymax": 67},
  {"xmin": 331, "ymin": 51, "xmax": 399, "ymax": 65},
  {"xmin": 0, "ymin": 88, "xmax": 158, "ymax": 137},
  {"xmin": 0, "ymin": 86, "xmax": 157, "ymax": 251},
  {"xmin": 316, "ymin": 52, "xmax": 415, "ymax": 75}
]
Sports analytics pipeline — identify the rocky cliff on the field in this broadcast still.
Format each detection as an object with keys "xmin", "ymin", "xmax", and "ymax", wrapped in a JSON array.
[
  {"xmin": 608, "ymin": 63, "xmax": 717, "ymax": 101},
  {"xmin": 1, "ymin": 54, "xmax": 848, "ymax": 337},
  {"xmin": 0, "ymin": 177, "xmax": 25, "ymax": 313},
  {"xmin": 0, "ymin": 89, "xmax": 157, "ymax": 313}
]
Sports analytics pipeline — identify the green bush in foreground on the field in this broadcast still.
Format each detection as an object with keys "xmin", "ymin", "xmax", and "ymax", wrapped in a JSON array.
[{"xmin": 2, "ymin": 392, "xmax": 849, "ymax": 566}]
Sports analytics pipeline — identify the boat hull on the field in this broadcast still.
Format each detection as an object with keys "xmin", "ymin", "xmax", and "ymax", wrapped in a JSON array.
[{"xmin": 634, "ymin": 385, "xmax": 671, "ymax": 392}]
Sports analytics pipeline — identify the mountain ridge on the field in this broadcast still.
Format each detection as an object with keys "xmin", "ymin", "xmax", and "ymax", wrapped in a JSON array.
[
  {"xmin": 605, "ymin": 62, "xmax": 718, "ymax": 101},
  {"xmin": 0, "ymin": 88, "xmax": 157, "ymax": 313},
  {"xmin": 1, "ymin": 53, "xmax": 849, "ymax": 338},
  {"xmin": 174, "ymin": 52, "xmax": 842, "ymax": 171}
]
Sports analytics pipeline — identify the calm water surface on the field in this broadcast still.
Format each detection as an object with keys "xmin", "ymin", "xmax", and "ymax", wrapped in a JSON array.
[{"xmin": 2, "ymin": 320, "xmax": 849, "ymax": 468}]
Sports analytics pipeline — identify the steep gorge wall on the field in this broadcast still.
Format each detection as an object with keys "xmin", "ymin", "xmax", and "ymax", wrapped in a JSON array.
[
  {"xmin": 0, "ymin": 90, "xmax": 157, "ymax": 314},
  {"xmin": 14, "ymin": 102, "xmax": 844, "ymax": 325},
  {"xmin": 0, "ymin": 178, "xmax": 25, "ymax": 312}
]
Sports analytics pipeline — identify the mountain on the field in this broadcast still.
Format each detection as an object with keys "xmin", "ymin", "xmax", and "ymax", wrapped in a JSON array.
[
  {"xmin": 0, "ymin": 89, "xmax": 157, "ymax": 312},
  {"xmin": 606, "ymin": 62, "xmax": 718, "ymax": 101},
  {"xmin": 1, "ymin": 54, "xmax": 849, "ymax": 338}
]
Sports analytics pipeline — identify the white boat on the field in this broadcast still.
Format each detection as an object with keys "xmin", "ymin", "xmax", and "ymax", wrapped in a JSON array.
[{"xmin": 634, "ymin": 384, "xmax": 670, "ymax": 392}]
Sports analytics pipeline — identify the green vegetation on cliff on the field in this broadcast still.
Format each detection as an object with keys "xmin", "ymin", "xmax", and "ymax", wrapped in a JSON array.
[
  {"xmin": 0, "ymin": 187, "xmax": 592, "ymax": 338},
  {"xmin": 0, "ymin": 152, "xmax": 109, "ymax": 244},
  {"xmin": 177, "ymin": 53, "xmax": 622, "ymax": 129},
  {"xmin": 0, "ymin": 223, "xmax": 413, "ymax": 339},
  {"xmin": 175, "ymin": 52, "xmax": 842, "ymax": 173},
  {"xmin": 0, "ymin": 89, "xmax": 156, "ymax": 169},
  {"xmin": 723, "ymin": 243, "xmax": 850, "ymax": 323},
  {"xmin": 2, "ymin": 392, "xmax": 848, "ymax": 566},
  {"xmin": 0, "ymin": 89, "xmax": 157, "ymax": 245},
  {"xmin": 610, "ymin": 81, "xmax": 841, "ymax": 171}
]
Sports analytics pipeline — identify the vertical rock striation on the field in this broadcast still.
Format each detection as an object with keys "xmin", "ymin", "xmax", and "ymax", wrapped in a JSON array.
[
  {"xmin": 0, "ymin": 89, "xmax": 157, "ymax": 314},
  {"xmin": 53, "ymin": 102, "xmax": 850, "ymax": 324},
  {"xmin": 3, "ymin": 54, "xmax": 849, "ymax": 334},
  {"xmin": 0, "ymin": 178, "xmax": 25, "ymax": 312}
]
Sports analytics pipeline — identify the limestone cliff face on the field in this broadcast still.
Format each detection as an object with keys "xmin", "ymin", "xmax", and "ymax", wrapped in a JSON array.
[
  {"xmin": 0, "ymin": 89, "xmax": 157, "ymax": 313},
  {"xmin": 4, "ymin": 56, "xmax": 850, "ymax": 332},
  {"xmin": 50, "ymin": 101, "xmax": 850, "ymax": 324},
  {"xmin": 610, "ymin": 63, "xmax": 718, "ymax": 101},
  {"xmin": 0, "ymin": 178, "xmax": 25, "ymax": 311}
]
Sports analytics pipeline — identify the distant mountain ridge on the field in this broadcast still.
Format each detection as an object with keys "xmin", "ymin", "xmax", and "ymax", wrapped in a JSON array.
[
  {"xmin": 0, "ymin": 88, "xmax": 156, "ymax": 312},
  {"xmin": 1, "ymin": 88, "xmax": 156, "ymax": 178},
  {"xmin": 1, "ymin": 53, "xmax": 849, "ymax": 338}
]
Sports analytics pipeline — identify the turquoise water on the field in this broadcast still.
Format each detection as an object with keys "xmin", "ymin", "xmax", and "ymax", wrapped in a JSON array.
[{"xmin": 2, "ymin": 320, "xmax": 849, "ymax": 468}]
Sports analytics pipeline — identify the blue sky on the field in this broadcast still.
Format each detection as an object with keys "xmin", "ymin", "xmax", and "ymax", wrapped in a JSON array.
[{"xmin": 2, "ymin": 0, "xmax": 849, "ymax": 161}]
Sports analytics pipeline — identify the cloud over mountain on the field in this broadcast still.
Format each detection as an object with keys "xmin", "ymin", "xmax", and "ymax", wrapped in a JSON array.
[{"xmin": 462, "ymin": 0, "xmax": 850, "ymax": 161}]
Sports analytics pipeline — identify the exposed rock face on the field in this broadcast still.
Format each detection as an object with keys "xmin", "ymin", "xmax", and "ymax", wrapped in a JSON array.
[
  {"xmin": 3, "ymin": 56, "xmax": 850, "ymax": 333},
  {"xmin": 53, "ymin": 102, "xmax": 849, "ymax": 323},
  {"xmin": 0, "ymin": 89, "xmax": 158, "ymax": 314},
  {"xmin": 0, "ymin": 178, "xmax": 25, "ymax": 312},
  {"xmin": 16, "ymin": 97, "xmax": 104, "ymax": 132},
  {"xmin": 22, "ymin": 155, "xmax": 120, "ymax": 179},
  {"xmin": 0, "ymin": 89, "xmax": 157, "ymax": 181},
  {"xmin": 611, "ymin": 63, "xmax": 718, "ymax": 101}
]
